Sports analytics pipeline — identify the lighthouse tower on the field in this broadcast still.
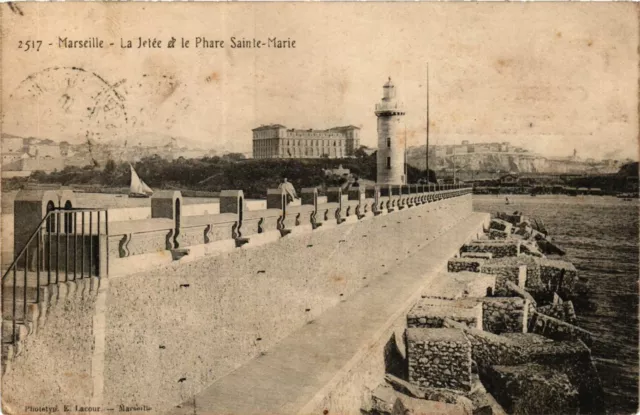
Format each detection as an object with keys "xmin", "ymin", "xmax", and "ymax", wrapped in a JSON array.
[{"xmin": 375, "ymin": 77, "xmax": 406, "ymax": 185}]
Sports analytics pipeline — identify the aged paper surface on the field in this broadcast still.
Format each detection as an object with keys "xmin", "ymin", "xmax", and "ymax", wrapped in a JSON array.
[{"xmin": 1, "ymin": 2, "xmax": 638, "ymax": 415}]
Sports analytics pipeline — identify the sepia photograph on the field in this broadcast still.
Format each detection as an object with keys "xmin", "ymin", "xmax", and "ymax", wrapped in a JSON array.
[{"xmin": 1, "ymin": 2, "xmax": 638, "ymax": 414}]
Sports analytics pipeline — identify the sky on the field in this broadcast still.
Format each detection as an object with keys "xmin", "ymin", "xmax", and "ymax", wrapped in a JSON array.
[{"xmin": 2, "ymin": 2, "xmax": 638, "ymax": 160}]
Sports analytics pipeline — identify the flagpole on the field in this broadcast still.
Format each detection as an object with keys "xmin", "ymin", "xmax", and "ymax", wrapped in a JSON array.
[{"xmin": 426, "ymin": 63, "xmax": 430, "ymax": 189}]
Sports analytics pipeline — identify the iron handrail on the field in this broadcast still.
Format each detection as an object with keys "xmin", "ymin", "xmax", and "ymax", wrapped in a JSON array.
[
  {"xmin": 2, "ymin": 207, "xmax": 109, "ymax": 282},
  {"xmin": 2, "ymin": 210, "xmax": 56, "ymax": 283}
]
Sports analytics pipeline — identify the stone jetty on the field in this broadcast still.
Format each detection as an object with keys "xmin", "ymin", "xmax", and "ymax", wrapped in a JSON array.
[{"xmin": 363, "ymin": 212, "xmax": 604, "ymax": 415}]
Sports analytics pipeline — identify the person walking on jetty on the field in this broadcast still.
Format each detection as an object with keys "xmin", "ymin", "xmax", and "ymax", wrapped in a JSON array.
[{"xmin": 279, "ymin": 177, "xmax": 298, "ymax": 204}]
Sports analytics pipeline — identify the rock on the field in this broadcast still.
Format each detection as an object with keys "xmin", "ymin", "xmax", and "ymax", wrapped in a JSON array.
[{"xmin": 383, "ymin": 374, "xmax": 473, "ymax": 414}]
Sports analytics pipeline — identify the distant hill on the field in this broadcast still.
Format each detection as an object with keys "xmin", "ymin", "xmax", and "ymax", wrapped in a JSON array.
[
  {"xmin": 102, "ymin": 132, "xmax": 209, "ymax": 151},
  {"xmin": 616, "ymin": 161, "xmax": 638, "ymax": 178}
]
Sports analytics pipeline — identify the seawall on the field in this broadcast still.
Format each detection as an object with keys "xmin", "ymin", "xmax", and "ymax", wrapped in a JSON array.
[{"xmin": 2, "ymin": 193, "xmax": 478, "ymax": 413}]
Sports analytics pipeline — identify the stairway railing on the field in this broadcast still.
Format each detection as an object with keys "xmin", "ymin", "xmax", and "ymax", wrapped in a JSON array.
[{"xmin": 2, "ymin": 207, "xmax": 109, "ymax": 344}]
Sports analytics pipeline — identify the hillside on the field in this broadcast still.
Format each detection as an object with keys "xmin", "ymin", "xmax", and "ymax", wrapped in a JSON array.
[{"xmin": 406, "ymin": 145, "xmax": 621, "ymax": 175}]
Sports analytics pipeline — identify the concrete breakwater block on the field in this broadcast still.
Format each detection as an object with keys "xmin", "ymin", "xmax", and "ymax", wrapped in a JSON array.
[
  {"xmin": 536, "ymin": 238, "xmax": 566, "ymax": 256},
  {"xmin": 461, "ymin": 240, "xmax": 520, "ymax": 258},
  {"xmin": 489, "ymin": 219, "xmax": 513, "ymax": 234},
  {"xmin": 448, "ymin": 257, "xmax": 487, "ymax": 273},
  {"xmin": 504, "ymin": 281, "xmax": 537, "ymax": 306},
  {"xmin": 488, "ymin": 229, "xmax": 510, "ymax": 240},
  {"xmin": 406, "ymin": 328, "xmax": 472, "ymax": 392},
  {"xmin": 528, "ymin": 312, "xmax": 593, "ymax": 347},
  {"xmin": 408, "ymin": 298, "xmax": 483, "ymax": 330},
  {"xmin": 537, "ymin": 301, "xmax": 577, "ymax": 325},
  {"xmin": 520, "ymin": 240, "xmax": 543, "ymax": 257},
  {"xmin": 482, "ymin": 364, "xmax": 579, "ymax": 415},
  {"xmin": 481, "ymin": 297, "xmax": 530, "ymax": 334},
  {"xmin": 495, "ymin": 212, "xmax": 525, "ymax": 226},
  {"xmin": 421, "ymin": 272, "xmax": 496, "ymax": 300},
  {"xmin": 442, "ymin": 318, "xmax": 590, "ymax": 368},
  {"xmin": 539, "ymin": 259, "xmax": 578, "ymax": 295},
  {"xmin": 514, "ymin": 222, "xmax": 533, "ymax": 239},
  {"xmin": 480, "ymin": 263, "xmax": 527, "ymax": 296},
  {"xmin": 480, "ymin": 256, "xmax": 543, "ymax": 293},
  {"xmin": 461, "ymin": 252, "xmax": 493, "ymax": 260},
  {"xmin": 442, "ymin": 318, "xmax": 604, "ymax": 413}
]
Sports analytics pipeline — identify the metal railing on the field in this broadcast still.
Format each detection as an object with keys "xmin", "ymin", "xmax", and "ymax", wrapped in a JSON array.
[{"xmin": 2, "ymin": 207, "xmax": 108, "ymax": 344}]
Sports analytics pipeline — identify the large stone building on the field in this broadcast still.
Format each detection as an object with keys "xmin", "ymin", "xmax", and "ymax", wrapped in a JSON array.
[
  {"xmin": 252, "ymin": 124, "xmax": 360, "ymax": 159},
  {"xmin": 375, "ymin": 77, "xmax": 406, "ymax": 185}
]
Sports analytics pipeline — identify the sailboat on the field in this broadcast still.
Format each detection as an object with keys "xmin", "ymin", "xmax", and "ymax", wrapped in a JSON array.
[{"xmin": 129, "ymin": 164, "xmax": 153, "ymax": 198}]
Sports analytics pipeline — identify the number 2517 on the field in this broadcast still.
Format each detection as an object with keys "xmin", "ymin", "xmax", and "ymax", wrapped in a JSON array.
[{"xmin": 18, "ymin": 40, "xmax": 42, "ymax": 51}]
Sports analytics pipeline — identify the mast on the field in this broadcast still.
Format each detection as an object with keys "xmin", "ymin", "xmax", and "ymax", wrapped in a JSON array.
[
  {"xmin": 426, "ymin": 63, "xmax": 430, "ymax": 188},
  {"xmin": 404, "ymin": 124, "xmax": 408, "ymax": 185},
  {"xmin": 453, "ymin": 154, "xmax": 457, "ymax": 184}
]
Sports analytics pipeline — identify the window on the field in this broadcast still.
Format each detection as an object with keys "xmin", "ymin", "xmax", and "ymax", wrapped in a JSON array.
[
  {"xmin": 387, "ymin": 137, "xmax": 391, "ymax": 148},
  {"xmin": 387, "ymin": 157, "xmax": 391, "ymax": 169}
]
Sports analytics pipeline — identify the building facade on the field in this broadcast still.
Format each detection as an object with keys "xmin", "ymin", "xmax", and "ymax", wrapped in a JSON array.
[
  {"xmin": 1, "ymin": 137, "xmax": 64, "ymax": 173},
  {"xmin": 252, "ymin": 124, "xmax": 360, "ymax": 159},
  {"xmin": 432, "ymin": 141, "xmax": 526, "ymax": 156},
  {"xmin": 375, "ymin": 77, "xmax": 406, "ymax": 185}
]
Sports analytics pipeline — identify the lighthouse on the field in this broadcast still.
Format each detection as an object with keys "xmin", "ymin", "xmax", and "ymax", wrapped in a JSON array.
[{"xmin": 375, "ymin": 77, "xmax": 406, "ymax": 185}]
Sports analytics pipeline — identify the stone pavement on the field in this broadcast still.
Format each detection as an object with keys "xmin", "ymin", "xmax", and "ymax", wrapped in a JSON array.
[{"xmin": 172, "ymin": 212, "xmax": 489, "ymax": 415}]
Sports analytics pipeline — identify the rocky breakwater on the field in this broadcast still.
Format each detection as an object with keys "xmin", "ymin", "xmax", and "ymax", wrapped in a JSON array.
[{"xmin": 362, "ymin": 211, "xmax": 604, "ymax": 415}]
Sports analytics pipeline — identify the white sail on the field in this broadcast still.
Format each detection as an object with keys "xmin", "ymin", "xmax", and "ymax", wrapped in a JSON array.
[{"xmin": 129, "ymin": 165, "xmax": 153, "ymax": 197}]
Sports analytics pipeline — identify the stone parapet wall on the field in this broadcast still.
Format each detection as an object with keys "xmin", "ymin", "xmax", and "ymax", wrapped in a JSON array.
[
  {"xmin": 406, "ymin": 328, "xmax": 472, "ymax": 392},
  {"xmin": 108, "ymin": 217, "xmax": 175, "ymax": 260}
]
